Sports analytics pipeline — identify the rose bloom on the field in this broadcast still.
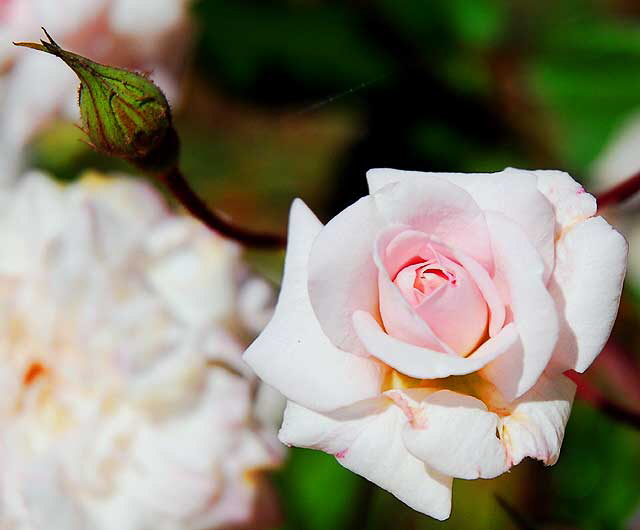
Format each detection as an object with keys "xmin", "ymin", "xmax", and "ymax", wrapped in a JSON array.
[
  {"xmin": 0, "ymin": 0, "xmax": 191, "ymax": 177},
  {"xmin": 245, "ymin": 167, "xmax": 627, "ymax": 519},
  {"xmin": 0, "ymin": 172, "xmax": 281, "ymax": 530}
]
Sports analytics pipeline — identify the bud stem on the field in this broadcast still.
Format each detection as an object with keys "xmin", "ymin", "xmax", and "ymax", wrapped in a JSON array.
[
  {"xmin": 596, "ymin": 169, "xmax": 640, "ymax": 211},
  {"xmin": 160, "ymin": 167, "xmax": 287, "ymax": 249}
]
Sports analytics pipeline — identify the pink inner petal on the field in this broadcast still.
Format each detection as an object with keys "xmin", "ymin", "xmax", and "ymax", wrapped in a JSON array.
[
  {"xmin": 374, "ymin": 226, "xmax": 455, "ymax": 355},
  {"xmin": 410, "ymin": 253, "xmax": 488, "ymax": 356},
  {"xmin": 379, "ymin": 227, "xmax": 503, "ymax": 356}
]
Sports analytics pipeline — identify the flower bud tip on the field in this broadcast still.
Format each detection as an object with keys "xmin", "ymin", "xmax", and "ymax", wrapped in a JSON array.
[{"xmin": 15, "ymin": 28, "xmax": 178, "ymax": 173}]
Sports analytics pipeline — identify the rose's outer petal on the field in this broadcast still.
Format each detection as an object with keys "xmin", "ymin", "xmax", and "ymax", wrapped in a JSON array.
[
  {"xmin": 481, "ymin": 213, "xmax": 559, "ymax": 401},
  {"xmin": 307, "ymin": 195, "xmax": 385, "ymax": 354},
  {"xmin": 548, "ymin": 217, "xmax": 627, "ymax": 373},
  {"xmin": 243, "ymin": 200, "xmax": 383, "ymax": 413},
  {"xmin": 279, "ymin": 400, "xmax": 453, "ymax": 520},
  {"xmin": 401, "ymin": 390, "xmax": 508, "ymax": 480},
  {"xmin": 353, "ymin": 311, "xmax": 518, "ymax": 379},
  {"xmin": 502, "ymin": 373, "xmax": 576, "ymax": 467},
  {"xmin": 534, "ymin": 169, "xmax": 597, "ymax": 234},
  {"xmin": 367, "ymin": 167, "xmax": 556, "ymax": 280}
]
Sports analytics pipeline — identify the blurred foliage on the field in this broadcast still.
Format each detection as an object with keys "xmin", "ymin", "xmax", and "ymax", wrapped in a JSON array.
[
  {"xmin": 27, "ymin": 0, "xmax": 640, "ymax": 528},
  {"xmin": 551, "ymin": 403, "xmax": 640, "ymax": 530}
]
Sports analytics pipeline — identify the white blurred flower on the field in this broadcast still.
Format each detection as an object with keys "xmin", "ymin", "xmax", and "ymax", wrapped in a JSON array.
[
  {"xmin": 0, "ymin": 0, "xmax": 192, "ymax": 179},
  {"xmin": 592, "ymin": 110, "xmax": 640, "ymax": 287},
  {"xmin": 592, "ymin": 110, "xmax": 640, "ymax": 191},
  {"xmin": 0, "ymin": 172, "xmax": 282, "ymax": 530}
]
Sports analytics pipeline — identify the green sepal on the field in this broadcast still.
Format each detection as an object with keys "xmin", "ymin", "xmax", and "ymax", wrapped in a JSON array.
[{"xmin": 15, "ymin": 28, "xmax": 178, "ymax": 171}]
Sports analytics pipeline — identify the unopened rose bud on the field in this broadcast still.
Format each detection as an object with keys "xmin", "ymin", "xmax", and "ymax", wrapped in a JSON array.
[{"xmin": 15, "ymin": 28, "xmax": 178, "ymax": 173}]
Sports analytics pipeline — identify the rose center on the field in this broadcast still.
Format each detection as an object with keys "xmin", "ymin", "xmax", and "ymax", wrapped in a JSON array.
[
  {"xmin": 390, "ymin": 252, "xmax": 488, "ymax": 356},
  {"xmin": 394, "ymin": 261, "xmax": 454, "ymax": 307},
  {"xmin": 413, "ymin": 265, "xmax": 452, "ymax": 296}
]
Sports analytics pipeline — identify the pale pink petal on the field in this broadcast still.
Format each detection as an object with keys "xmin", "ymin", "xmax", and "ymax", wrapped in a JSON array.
[
  {"xmin": 380, "ymin": 228, "xmax": 505, "ymax": 339},
  {"xmin": 502, "ymin": 373, "xmax": 576, "ymax": 467},
  {"xmin": 375, "ymin": 227, "xmax": 455, "ymax": 353},
  {"xmin": 548, "ymin": 217, "xmax": 627, "ymax": 373},
  {"xmin": 279, "ymin": 400, "xmax": 453, "ymax": 520},
  {"xmin": 307, "ymin": 195, "xmax": 385, "ymax": 354},
  {"xmin": 307, "ymin": 174, "xmax": 493, "ymax": 353},
  {"xmin": 353, "ymin": 311, "xmax": 517, "ymax": 379},
  {"xmin": 367, "ymin": 167, "xmax": 556, "ymax": 280},
  {"xmin": 371, "ymin": 177, "xmax": 493, "ymax": 271},
  {"xmin": 243, "ymin": 200, "xmax": 383, "ymax": 413},
  {"xmin": 401, "ymin": 390, "xmax": 508, "ymax": 479},
  {"xmin": 412, "ymin": 254, "xmax": 488, "ymax": 356},
  {"xmin": 481, "ymin": 213, "xmax": 559, "ymax": 400},
  {"xmin": 378, "ymin": 268, "xmax": 453, "ymax": 352},
  {"xmin": 535, "ymin": 169, "xmax": 597, "ymax": 234},
  {"xmin": 450, "ymin": 248, "xmax": 505, "ymax": 337}
]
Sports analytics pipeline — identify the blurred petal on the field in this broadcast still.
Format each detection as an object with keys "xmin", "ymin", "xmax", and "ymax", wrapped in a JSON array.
[{"xmin": 110, "ymin": 0, "xmax": 185, "ymax": 35}]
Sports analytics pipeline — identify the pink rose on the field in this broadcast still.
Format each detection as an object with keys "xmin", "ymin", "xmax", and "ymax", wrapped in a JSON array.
[{"xmin": 244, "ymin": 167, "xmax": 627, "ymax": 519}]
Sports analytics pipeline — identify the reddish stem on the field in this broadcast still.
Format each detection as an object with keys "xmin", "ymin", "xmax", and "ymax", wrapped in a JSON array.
[
  {"xmin": 159, "ymin": 167, "xmax": 287, "ymax": 249},
  {"xmin": 596, "ymin": 170, "xmax": 640, "ymax": 211},
  {"xmin": 566, "ymin": 370, "xmax": 640, "ymax": 430}
]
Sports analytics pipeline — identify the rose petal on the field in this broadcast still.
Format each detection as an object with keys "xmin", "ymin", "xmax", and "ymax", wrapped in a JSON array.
[
  {"xmin": 412, "ymin": 253, "xmax": 488, "ymax": 355},
  {"xmin": 481, "ymin": 213, "xmax": 559, "ymax": 400},
  {"xmin": 375, "ymin": 226, "xmax": 456, "ymax": 353},
  {"xmin": 401, "ymin": 390, "xmax": 508, "ymax": 479},
  {"xmin": 307, "ymin": 195, "xmax": 385, "ymax": 354},
  {"xmin": 279, "ymin": 399, "xmax": 453, "ymax": 520},
  {"xmin": 367, "ymin": 167, "xmax": 556, "ymax": 280},
  {"xmin": 243, "ymin": 200, "xmax": 383, "ymax": 412},
  {"xmin": 353, "ymin": 311, "xmax": 517, "ymax": 379},
  {"xmin": 371, "ymin": 177, "xmax": 493, "ymax": 272},
  {"xmin": 501, "ymin": 373, "xmax": 576, "ymax": 467},
  {"xmin": 450, "ymin": 248, "xmax": 505, "ymax": 337},
  {"xmin": 548, "ymin": 216, "xmax": 627, "ymax": 373},
  {"xmin": 380, "ymin": 228, "xmax": 505, "ymax": 340},
  {"xmin": 307, "ymin": 173, "xmax": 494, "ymax": 353},
  {"xmin": 535, "ymin": 169, "xmax": 597, "ymax": 235}
]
